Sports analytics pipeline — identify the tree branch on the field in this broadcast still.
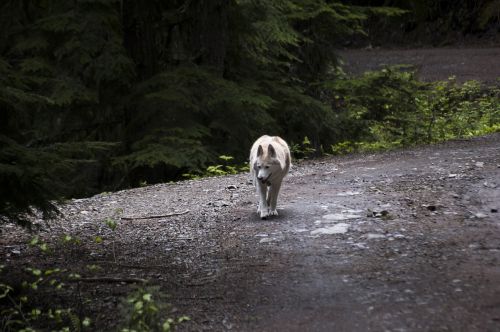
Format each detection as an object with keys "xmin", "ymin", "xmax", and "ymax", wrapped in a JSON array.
[{"xmin": 69, "ymin": 277, "xmax": 147, "ymax": 283}]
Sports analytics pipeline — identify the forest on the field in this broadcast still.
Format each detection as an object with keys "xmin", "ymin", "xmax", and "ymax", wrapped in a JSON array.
[
  {"xmin": 1, "ymin": 1, "xmax": 500, "ymax": 331},
  {"xmin": 1, "ymin": 0, "xmax": 499, "ymax": 227}
]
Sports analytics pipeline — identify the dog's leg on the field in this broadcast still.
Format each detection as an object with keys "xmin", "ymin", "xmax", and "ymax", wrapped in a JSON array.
[
  {"xmin": 266, "ymin": 185, "xmax": 271, "ymax": 207},
  {"xmin": 256, "ymin": 181, "xmax": 269, "ymax": 219},
  {"xmin": 268, "ymin": 179, "xmax": 282, "ymax": 216},
  {"xmin": 256, "ymin": 184, "xmax": 261, "ymax": 213},
  {"xmin": 255, "ymin": 176, "xmax": 262, "ymax": 213}
]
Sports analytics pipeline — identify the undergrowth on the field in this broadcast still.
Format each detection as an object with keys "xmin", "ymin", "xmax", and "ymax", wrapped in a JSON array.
[
  {"xmin": 184, "ymin": 72, "xmax": 500, "ymax": 175},
  {"xmin": 0, "ymin": 214, "xmax": 189, "ymax": 332},
  {"xmin": 182, "ymin": 155, "xmax": 249, "ymax": 179},
  {"xmin": 329, "ymin": 70, "xmax": 500, "ymax": 155}
]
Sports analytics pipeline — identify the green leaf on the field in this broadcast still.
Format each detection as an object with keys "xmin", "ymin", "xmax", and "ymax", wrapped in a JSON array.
[
  {"xmin": 82, "ymin": 317, "xmax": 91, "ymax": 327},
  {"xmin": 105, "ymin": 218, "xmax": 117, "ymax": 231},
  {"xmin": 29, "ymin": 236, "xmax": 39, "ymax": 246},
  {"xmin": 63, "ymin": 235, "xmax": 73, "ymax": 243},
  {"xmin": 134, "ymin": 300, "xmax": 143, "ymax": 311},
  {"xmin": 0, "ymin": 283, "xmax": 13, "ymax": 298}
]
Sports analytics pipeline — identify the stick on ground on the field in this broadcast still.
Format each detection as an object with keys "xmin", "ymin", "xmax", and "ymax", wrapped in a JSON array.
[{"xmin": 121, "ymin": 210, "xmax": 190, "ymax": 220}]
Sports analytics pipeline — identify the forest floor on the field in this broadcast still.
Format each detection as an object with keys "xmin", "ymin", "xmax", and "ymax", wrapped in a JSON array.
[
  {"xmin": 2, "ymin": 133, "xmax": 499, "ymax": 331},
  {"xmin": 337, "ymin": 46, "xmax": 500, "ymax": 84}
]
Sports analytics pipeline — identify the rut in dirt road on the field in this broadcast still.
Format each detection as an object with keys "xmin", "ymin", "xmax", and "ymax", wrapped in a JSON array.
[{"xmin": 2, "ymin": 134, "xmax": 500, "ymax": 331}]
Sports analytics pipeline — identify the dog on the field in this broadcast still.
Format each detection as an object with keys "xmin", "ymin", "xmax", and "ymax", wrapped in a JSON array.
[{"xmin": 249, "ymin": 135, "xmax": 291, "ymax": 219}]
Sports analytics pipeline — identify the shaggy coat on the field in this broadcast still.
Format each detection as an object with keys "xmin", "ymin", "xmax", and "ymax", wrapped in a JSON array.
[{"xmin": 249, "ymin": 135, "xmax": 291, "ymax": 219}]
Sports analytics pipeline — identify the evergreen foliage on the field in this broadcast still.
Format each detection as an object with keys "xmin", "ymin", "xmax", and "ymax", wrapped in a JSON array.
[{"xmin": 0, "ymin": 137, "xmax": 60, "ymax": 228}]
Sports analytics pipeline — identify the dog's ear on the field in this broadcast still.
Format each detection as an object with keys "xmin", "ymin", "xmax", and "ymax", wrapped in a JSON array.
[
  {"xmin": 268, "ymin": 144, "xmax": 276, "ymax": 158},
  {"xmin": 257, "ymin": 145, "xmax": 264, "ymax": 157}
]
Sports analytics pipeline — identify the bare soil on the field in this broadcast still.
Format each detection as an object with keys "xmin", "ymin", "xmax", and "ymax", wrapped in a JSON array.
[
  {"xmin": 337, "ymin": 47, "xmax": 500, "ymax": 84},
  {"xmin": 2, "ymin": 134, "xmax": 499, "ymax": 331}
]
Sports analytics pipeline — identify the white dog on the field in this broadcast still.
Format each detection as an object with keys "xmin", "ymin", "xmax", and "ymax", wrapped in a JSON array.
[{"xmin": 249, "ymin": 135, "xmax": 291, "ymax": 219}]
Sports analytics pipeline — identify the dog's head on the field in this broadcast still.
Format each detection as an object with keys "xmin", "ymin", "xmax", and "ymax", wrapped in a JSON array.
[{"xmin": 254, "ymin": 144, "xmax": 281, "ymax": 185}]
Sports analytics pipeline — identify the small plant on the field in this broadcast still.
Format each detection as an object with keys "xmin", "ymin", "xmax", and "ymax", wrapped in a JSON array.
[
  {"xmin": 184, "ymin": 155, "xmax": 249, "ymax": 179},
  {"xmin": 0, "ymin": 263, "xmax": 89, "ymax": 332},
  {"xmin": 120, "ymin": 287, "xmax": 189, "ymax": 332},
  {"xmin": 291, "ymin": 136, "xmax": 316, "ymax": 159},
  {"xmin": 59, "ymin": 234, "xmax": 84, "ymax": 259},
  {"xmin": 331, "ymin": 141, "xmax": 356, "ymax": 155},
  {"xmin": 1, "ymin": 220, "xmax": 187, "ymax": 332},
  {"xmin": 181, "ymin": 172, "xmax": 200, "ymax": 180},
  {"xmin": 105, "ymin": 217, "xmax": 118, "ymax": 231},
  {"xmin": 104, "ymin": 217, "xmax": 118, "ymax": 262},
  {"xmin": 206, "ymin": 155, "xmax": 239, "ymax": 176},
  {"xmin": 29, "ymin": 236, "xmax": 50, "ymax": 254},
  {"xmin": 100, "ymin": 208, "xmax": 123, "ymax": 263}
]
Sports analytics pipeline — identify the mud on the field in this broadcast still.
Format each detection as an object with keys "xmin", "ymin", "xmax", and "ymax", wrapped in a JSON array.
[{"xmin": 1, "ymin": 134, "xmax": 500, "ymax": 331}]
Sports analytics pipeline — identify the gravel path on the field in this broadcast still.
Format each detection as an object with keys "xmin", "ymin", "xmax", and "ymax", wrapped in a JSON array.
[
  {"xmin": 1, "ymin": 134, "xmax": 500, "ymax": 331},
  {"xmin": 337, "ymin": 47, "xmax": 500, "ymax": 84}
]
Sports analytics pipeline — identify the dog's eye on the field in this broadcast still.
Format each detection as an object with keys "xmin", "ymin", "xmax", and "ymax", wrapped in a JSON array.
[
  {"xmin": 265, "ymin": 166, "xmax": 270, "ymax": 169},
  {"xmin": 257, "ymin": 165, "xmax": 261, "ymax": 169}
]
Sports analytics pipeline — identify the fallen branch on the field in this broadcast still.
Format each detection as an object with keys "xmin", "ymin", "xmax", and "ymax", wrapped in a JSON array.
[
  {"xmin": 69, "ymin": 277, "xmax": 147, "ymax": 284},
  {"xmin": 95, "ymin": 261, "xmax": 167, "ymax": 270},
  {"xmin": 173, "ymin": 296, "xmax": 224, "ymax": 301},
  {"xmin": 121, "ymin": 210, "xmax": 190, "ymax": 220}
]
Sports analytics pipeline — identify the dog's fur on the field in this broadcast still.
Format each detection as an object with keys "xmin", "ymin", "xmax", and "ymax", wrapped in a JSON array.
[{"xmin": 249, "ymin": 135, "xmax": 291, "ymax": 219}]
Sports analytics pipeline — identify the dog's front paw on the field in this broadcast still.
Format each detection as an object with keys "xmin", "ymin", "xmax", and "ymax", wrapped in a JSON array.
[
  {"xmin": 269, "ymin": 209, "xmax": 278, "ymax": 216},
  {"xmin": 260, "ymin": 210, "xmax": 269, "ymax": 219},
  {"xmin": 257, "ymin": 203, "xmax": 265, "ymax": 213}
]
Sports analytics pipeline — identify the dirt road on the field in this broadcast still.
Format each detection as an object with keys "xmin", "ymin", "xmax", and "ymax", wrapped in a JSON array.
[
  {"xmin": 2, "ymin": 134, "xmax": 500, "ymax": 331},
  {"xmin": 337, "ymin": 47, "xmax": 500, "ymax": 84}
]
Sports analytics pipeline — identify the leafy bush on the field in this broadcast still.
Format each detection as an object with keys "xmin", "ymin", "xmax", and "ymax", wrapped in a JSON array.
[
  {"xmin": 290, "ymin": 136, "xmax": 317, "ymax": 159},
  {"xmin": 329, "ymin": 69, "xmax": 500, "ymax": 154},
  {"xmin": 183, "ymin": 155, "xmax": 249, "ymax": 179}
]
